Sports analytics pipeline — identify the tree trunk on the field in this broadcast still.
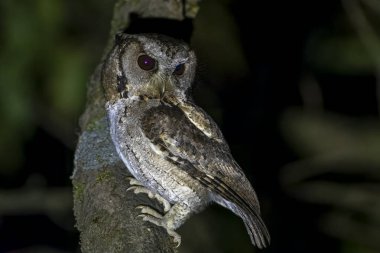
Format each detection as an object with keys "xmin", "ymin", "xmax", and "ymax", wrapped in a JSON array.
[{"xmin": 72, "ymin": 1, "xmax": 200, "ymax": 252}]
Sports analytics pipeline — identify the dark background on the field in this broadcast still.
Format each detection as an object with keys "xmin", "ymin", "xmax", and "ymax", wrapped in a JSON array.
[{"xmin": 1, "ymin": 0, "xmax": 379, "ymax": 252}]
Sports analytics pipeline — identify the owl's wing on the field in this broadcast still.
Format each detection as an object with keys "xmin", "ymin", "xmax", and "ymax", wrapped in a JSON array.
[{"xmin": 141, "ymin": 102, "xmax": 270, "ymax": 248}]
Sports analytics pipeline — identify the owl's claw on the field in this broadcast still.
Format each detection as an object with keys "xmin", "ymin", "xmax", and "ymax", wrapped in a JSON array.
[
  {"xmin": 166, "ymin": 228, "xmax": 181, "ymax": 248},
  {"xmin": 136, "ymin": 205, "xmax": 181, "ymax": 247},
  {"xmin": 127, "ymin": 178, "xmax": 180, "ymax": 246},
  {"xmin": 127, "ymin": 183, "xmax": 171, "ymax": 213},
  {"xmin": 136, "ymin": 205, "xmax": 163, "ymax": 219},
  {"xmin": 126, "ymin": 177, "xmax": 143, "ymax": 187}
]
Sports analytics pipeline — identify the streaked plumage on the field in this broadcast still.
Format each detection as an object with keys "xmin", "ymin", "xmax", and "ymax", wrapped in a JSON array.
[{"xmin": 101, "ymin": 33, "xmax": 270, "ymax": 248}]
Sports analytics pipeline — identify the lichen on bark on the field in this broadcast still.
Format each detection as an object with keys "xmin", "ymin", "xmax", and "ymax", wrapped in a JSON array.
[{"xmin": 72, "ymin": 1, "xmax": 200, "ymax": 252}]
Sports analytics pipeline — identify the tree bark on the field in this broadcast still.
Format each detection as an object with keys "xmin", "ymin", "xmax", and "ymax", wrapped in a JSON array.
[{"xmin": 72, "ymin": 1, "xmax": 200, "ymax": 252}]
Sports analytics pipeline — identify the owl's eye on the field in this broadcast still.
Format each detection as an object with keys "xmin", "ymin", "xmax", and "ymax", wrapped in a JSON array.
[
  {"xmin": 138, "ymin": 54, "xmax": 156, "ymax": 71},
  {"xmin": 173, "ymin": 64, "xmax": 185, "ymax": 75}
]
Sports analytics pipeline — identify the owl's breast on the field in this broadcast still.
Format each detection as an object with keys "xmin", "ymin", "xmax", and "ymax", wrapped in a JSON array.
[
  {"xmin": 106, "ymin": 99, "xmax": 205, "ymax": 204},
  {"xmin": 106, "ymin": 98, "xmax": 161, "ymax": 177}
]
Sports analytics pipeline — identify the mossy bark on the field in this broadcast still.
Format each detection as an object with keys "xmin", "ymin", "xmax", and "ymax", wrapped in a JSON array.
[{"xmin": 72, "ymin": 1, "xmax": 200, "ymax": 252}]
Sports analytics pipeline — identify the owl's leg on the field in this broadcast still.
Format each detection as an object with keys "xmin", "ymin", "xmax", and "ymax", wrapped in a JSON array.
[
  {"xmin": 126, "ymin": 177, "xmax": 171, "ymax": 212},
  {"xmin": 137, "ymin": 202, "xmax": 192, "ymax": 247}
]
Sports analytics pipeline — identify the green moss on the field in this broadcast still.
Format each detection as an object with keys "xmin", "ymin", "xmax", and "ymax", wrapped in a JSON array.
[
  {"xmin": 96, "ymin": 170, "xmax": 112, "ymax": 183},
  {"xmin": 85, "ymin": 112, "xmax": 107, "ymax": 132},
  {"xmin": 73, "ymin": 183, "xmax": 85, "ymax": 203}
]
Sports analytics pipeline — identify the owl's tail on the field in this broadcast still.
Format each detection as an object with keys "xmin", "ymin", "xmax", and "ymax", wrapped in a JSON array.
[
  {"xmin": 239, "ymin": 206, "xmax": 270, "ymax": 249},
  {"xmin": 213, "ymin": 195, "xmax": 270, "ymax": 248},
  {"xmin": 196, "ymin": 170, "xmax": 270, "ymax": 248}
]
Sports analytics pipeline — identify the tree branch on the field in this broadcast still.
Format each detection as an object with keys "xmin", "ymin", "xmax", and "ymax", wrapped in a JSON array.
[{"xmin": 72, "ymin": 1, "xmax": 200, "ymax": 252}]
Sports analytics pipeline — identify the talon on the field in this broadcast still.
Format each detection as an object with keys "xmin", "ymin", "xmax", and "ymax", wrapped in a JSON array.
[
  {"xmin": 126, "ymin": 185, "xmax": 150, "ymax": 195},
  {"xmin": 136, "ymin": 208, "xmax": 181, "ymax": 247},
  {"xmin": 154, "ymin": 193, "xmax": 171, "ymax": 213},
  {"xmin": 128, "ymin": 186, "xmax": 154, "ymax": 198},
  {"xmin": 126, "ymin": 177, "xmax": 142, "ymax": 186},
  {"xmin": 136, "ymin": 205, "xmax": 163, "ymax": 219},
  {"xmin": 168, "ymin": 230, "xmax": 181, "ymax": 247},
  {"xmin": 137, "ymin": 212, "xmax": 162, "ymax": 226},
  {"xmin": 126, "ymin": 185, "xmax": 171, "ymax": 213}
]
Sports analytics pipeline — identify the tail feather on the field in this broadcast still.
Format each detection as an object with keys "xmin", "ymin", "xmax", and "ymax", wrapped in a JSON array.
[
  {"xmin": 192, "ymin": 171, "xmax": 270, "ymax": 248},
  {"xmin": 214, "ymin": 196, "xmax": 270, "ymax": 248},
  {"xmin": 241, "ymin": 208, "xmax": 270, "ymax": 249}
]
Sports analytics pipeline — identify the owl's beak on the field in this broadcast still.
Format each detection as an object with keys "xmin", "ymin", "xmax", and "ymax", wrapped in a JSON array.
[
  {"xmin": 159, "ymin": 81, "xmax": 166, "ymax": 99},
  {"xmin": 150, "ymin": 72, "xmax": 173, "ymax": 100},
  {"xmin": 158, "ymin": 75, "xmax": 175, "ymax": 100}
]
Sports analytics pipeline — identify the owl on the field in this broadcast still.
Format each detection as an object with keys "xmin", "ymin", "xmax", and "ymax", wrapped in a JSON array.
[{"xmin": 101, "ymin": 33, "xmax": 270, "ymax": 248}]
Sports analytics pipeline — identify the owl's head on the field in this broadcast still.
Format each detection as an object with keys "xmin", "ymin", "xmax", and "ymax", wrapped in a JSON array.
[{"xmin": 102, "ymin": 33, "xmax": 196, "ymax": 104}]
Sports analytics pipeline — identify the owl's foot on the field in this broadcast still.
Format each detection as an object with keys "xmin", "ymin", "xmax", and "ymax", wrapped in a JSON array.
[
  {"xmin": 136, "ymin": 205, "xmax": 181, "ymax": 247},
  {"xmin": 126, "ymin": 178, "xmax": 171, "ymax": 212},
  {"xmin": 126, "ymin": 177, "xmax": 143, "ymax": 187}
]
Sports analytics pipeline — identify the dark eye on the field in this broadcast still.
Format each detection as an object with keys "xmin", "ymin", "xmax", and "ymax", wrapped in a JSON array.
[
  {"xmin": 137, "ymin": 54, "xmax": 156, "ymax": 71},
  {"xmin": 173, "ymin": 64, "xmax": 185, "ymax": 75}
]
